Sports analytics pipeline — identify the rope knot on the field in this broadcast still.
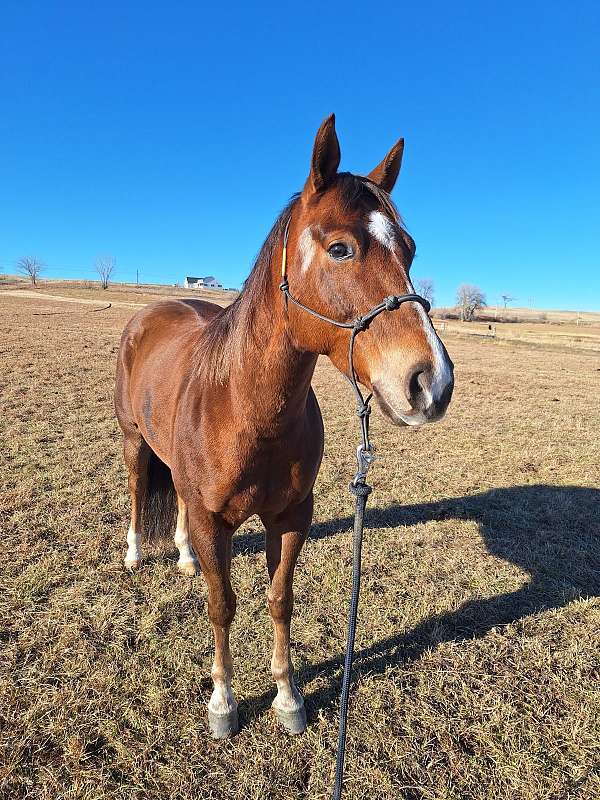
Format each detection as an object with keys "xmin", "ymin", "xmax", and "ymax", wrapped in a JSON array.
[
  {"xmin": 279, "ymin": 279, "xmax": 289, "ymax": 292},
  {"xmin": 348, "ymin": 481, "xmax": 373, "ymax": 497},
  {"xmin": 384, "ymin": 295, "xmax": 401, "ymax": 311},
  {"xmin": 352, "ymin": 316, "xmax": 369, "ymax": 333},
  {"xmin": 356, "ymin": 402, "xmax": 371, "ymax": 419}
]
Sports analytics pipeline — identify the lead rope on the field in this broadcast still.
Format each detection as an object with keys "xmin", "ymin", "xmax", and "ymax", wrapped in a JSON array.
[{"xmin": 278, "ymin": 216, "xmax": 430, "ymax": 800}]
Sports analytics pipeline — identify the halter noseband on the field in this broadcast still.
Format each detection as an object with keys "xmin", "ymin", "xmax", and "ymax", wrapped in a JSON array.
[{"xmin": 278, "ymin": 214, "xmax": 431, "ymax": 477}]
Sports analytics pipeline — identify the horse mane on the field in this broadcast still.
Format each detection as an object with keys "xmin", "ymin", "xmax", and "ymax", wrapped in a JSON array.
[
  {"xmin": 196, "ymin": 174, "xmax": 406, "ymax": 384},
  {"xmin": 196, "ymin": 194, "xmax": 300, "ymax": 384}
]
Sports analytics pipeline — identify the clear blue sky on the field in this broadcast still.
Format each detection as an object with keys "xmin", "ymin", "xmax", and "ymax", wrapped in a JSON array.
[{"xmin": 2, "ymin": 2, "xmax": 599, "ymax": 310}]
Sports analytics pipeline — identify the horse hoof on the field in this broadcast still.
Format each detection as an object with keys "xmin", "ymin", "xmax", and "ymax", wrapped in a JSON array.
[
  {"xmin": 208, "ymin": 708, "xmax": 239, "ymax": 739},
  {"xmin": 124, "ymin": 558, "xmax": 141, "ymax": 571},
  {"xmin": 177, "ymin": 559, "xmax": 200, "ymax": 577},
  {"xmin": 275, "ymin": 704, "xmax": 307, "ymax": 735}
]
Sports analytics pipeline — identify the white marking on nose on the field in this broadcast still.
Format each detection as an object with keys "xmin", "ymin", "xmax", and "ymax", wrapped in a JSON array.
[
  {"xmin": 298, "ymin": 226, "xmax": 316, "ymax": 273},
  {"xmin": 404, "ymin": 274, "xmax": 453, "ymax": 405},
  {"xmin": 368, "ymin": 211, "xmax": 396, "ymax": 251},
  {"xmin": 366, "ymin": 211, "xmax": 452, "ymax": 416},
  {"xmin": 416, "ymin": 304, "xmax": 452, "ymax": 404}
]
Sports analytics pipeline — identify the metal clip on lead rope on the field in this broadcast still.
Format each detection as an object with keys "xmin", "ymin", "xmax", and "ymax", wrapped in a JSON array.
[{"xmin": 354, "ymin": 444, "xmax": 375, "ymax": 486}]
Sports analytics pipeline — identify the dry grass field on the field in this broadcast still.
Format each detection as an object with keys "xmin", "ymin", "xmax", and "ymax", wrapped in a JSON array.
[
  {"xmin": 434, "ymin": 320, "xmax": 600, "ymax": 353},
  {"xmin": 1, "ymin": 286, "xmax": 599, "ymax": 800},
  {"xmin": 0, "ymin": 276, "xmax": 238, "ymax": 308}
]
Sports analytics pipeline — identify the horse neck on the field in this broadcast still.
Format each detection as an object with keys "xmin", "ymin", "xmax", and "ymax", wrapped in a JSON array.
[{"xmin": 226, "ymin": 247, "xmax": 318, "ymax": 427}]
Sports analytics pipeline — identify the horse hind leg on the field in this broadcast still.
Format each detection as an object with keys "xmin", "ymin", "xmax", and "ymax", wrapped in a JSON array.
[
  {"xmin": 123, "ymin": 431, "xmax": 150, "ymax": 570},
  {"xmin": 174, "ymin": 496, "xmax": 200, "ymax": 576}
]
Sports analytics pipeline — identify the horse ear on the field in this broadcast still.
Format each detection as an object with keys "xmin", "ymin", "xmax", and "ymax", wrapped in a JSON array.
[
  {"xmin": 305, "ymin": 114, "xmax": 341, "ymax": 194},
  {"xmin": 367, "ymin": 138, "xmax": 404, "ymax": 193}
]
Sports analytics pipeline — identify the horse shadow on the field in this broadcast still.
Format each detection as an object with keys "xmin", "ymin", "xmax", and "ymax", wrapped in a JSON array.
[{"xmin": 235, "ymin": 484, "xmax": 599, "ymax": 721}]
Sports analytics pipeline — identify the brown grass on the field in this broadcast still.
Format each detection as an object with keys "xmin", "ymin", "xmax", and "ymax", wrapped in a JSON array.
[
  {"xmin": 433, "ymin": 319, "xmax": 600, "ymax": 353},
  {"xmin": 1, "ymin": 289, "xmax": 599, "ymax": 800},
  {"xmin": 0, "ymin": 277, "xmax": 238, "ymax": 307},
  {"xmin": 434, "ymin": 305, "xmax": 600, "ymax": 325}
]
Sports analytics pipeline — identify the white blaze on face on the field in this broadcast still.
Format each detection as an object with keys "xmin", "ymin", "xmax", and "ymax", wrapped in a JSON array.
[
  {"xmin": 298, "ymin": 226, "xmax": 317, "ymax": 273},
  {"xmin": 367, "ymin": 210, "xmax": 453, "ymax": 415}
]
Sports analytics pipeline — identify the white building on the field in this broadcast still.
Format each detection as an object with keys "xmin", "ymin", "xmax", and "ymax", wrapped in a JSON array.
[{"xmin": 184, "ymin": 275, "xmax": 223, "ymax": 289}]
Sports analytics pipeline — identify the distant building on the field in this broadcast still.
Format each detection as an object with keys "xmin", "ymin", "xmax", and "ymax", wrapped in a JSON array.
[{"xmin": 184, "ymin": 275, "xmax": 223, "ymax": 289}]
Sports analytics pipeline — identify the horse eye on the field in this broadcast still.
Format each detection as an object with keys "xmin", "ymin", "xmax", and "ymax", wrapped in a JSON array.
[{"xmin": 328, "ymin": 242, "xmax": 353, "ymax": 261}]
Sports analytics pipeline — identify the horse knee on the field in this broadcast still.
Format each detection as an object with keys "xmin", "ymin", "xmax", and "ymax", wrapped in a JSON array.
[
  {"xmin": 268, "ymin": 589, "xmax": 293, "ymax": 623},
  {"xmin": 208, "ymin": 589, "xmax": 236, "ymax": 628}
]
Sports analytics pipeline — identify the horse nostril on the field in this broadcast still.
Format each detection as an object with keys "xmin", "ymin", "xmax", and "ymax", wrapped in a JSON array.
[
  {"xmin": 405, "ymin": 363, "xmax": 430, "ymax": 411},
  {"xmin": 409, "ymin": 371, "xmax": 424, "ymax": 400}
]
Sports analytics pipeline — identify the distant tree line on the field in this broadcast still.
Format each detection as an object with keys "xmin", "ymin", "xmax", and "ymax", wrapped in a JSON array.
[
  {"xmin": 413, "ymin": 278, "xmax": 491, "ymax": 321},
  {"xmin": 14, "ymin": 254, "xmax": 117, "ymax": 289},
  {"xmin": 420, "ymin": 279, "xmax": 502, "ymax": 320},
  {"xmin": 12, "ymin": 258, "xmax": 499, "ymax": 320}
]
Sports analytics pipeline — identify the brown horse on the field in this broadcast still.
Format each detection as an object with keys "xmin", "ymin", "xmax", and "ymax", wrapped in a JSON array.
[{"xmin": 114, "ymin": 115, "xmax": 454, "ymax": 738}]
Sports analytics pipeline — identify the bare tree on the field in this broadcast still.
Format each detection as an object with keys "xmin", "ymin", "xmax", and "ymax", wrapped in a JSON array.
[
  {"xmin": 95, "ymin": 255, "xmax": 116, "ymax": 290},
  {"xmin": 456, "ymin": 284, "xmax": 486, "ymax": 321},
  {"xmin": 501, "ymin": 294, "xmax": 516, "ymax": 309},
  {"xmin": 415, "ymin": 278, "xmax": 435, "ymax": 307},
  {"xmin": 17, "ymin": 256, "xmax": 45, "ymax": 287}
]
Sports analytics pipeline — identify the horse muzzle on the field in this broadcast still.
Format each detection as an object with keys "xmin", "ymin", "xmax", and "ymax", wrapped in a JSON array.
[{"xmin": 373, "ymin": 360, "xmax": 454, "ymax": 426}]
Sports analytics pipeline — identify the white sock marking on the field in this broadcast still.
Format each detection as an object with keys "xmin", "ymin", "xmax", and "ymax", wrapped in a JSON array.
[
  {"xmin": 208, "ymin": 679, "xmax": 237, "ymax": 715},
  {"xmin": 125, "ymin": 525, "xmax": 141, "ymax": 564},
  {"xmin": 174, "ymin": 503, "xmax": 197, "ymax": 568}
]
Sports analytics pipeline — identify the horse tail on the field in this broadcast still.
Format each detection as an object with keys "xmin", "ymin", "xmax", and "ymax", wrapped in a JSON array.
[{"xmin": 143, "ymin": 449, "xmax": 177, "ymax": 543}]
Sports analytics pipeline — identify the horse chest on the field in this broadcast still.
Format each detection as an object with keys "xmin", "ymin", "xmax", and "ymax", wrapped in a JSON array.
[{"xmin": 178, "ymin": 426, "xmax": 321, "ymax": 524}]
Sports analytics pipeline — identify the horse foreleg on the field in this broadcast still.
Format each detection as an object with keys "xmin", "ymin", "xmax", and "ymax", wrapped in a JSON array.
[
  {"xmin": 262, "ymin": 492, "xmax": 313, "ymax": 735},
  {"xmin": 189, "ymin": 507, "xmax": 238, "ymax": 738}
]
